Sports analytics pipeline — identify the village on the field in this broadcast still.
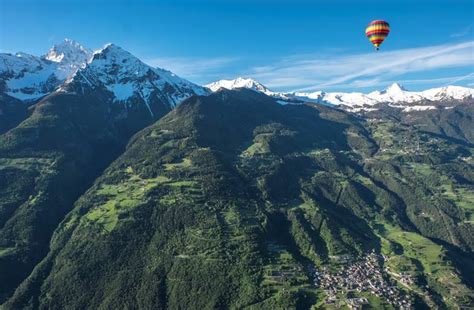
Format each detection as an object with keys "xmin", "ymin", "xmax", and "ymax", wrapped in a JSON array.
[{"xmin": 313, "ymin": 251, "xmax": 414, "ymax": 309}]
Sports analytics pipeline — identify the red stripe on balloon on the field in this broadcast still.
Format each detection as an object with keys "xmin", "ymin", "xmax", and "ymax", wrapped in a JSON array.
[
  {"xmin": 365, "ymin": 30, "xmax": 390, "ymax": 36},
  {"xmin": 369, "ymin": 20, "xmax": 389, "ymax": 26}
]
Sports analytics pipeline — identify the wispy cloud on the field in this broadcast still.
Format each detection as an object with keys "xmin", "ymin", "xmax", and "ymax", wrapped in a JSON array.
[
  {"xmin": 246, "ymin": 41, "xmax": 474, "ymax": 91},
  {"xmin": 341, "ymin": 73, "xmax": 474, "ymax": 90},
  {"xmin": 440, "ymin": 72, "xmax": 474, "ymax": 86},
  {"xmin": 144, "ymin": 56, "xmax": 239, "ymax": 82},
  {"xmin": 450, "ymin": 24, "xmax": 473, "ymax": 38}
]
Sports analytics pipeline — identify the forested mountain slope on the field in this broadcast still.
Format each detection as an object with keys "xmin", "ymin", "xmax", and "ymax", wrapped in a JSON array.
[{"xmin": 4, "ymin": 89, "xmax": 473, "ymax": 309}]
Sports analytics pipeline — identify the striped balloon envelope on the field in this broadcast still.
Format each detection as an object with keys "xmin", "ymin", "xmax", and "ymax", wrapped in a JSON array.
[{"xmin": 365, "ymin": 20, "xmax": 390, "ymax": 50}]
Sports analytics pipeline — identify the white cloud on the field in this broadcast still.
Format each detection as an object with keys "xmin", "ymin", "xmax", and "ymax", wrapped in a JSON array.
[{"xmin": 246, "ymin": 41, "xmax": 474, "ymax": 91}]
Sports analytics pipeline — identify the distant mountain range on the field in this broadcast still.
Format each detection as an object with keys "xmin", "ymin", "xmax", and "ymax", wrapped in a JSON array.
[{"xmin": 207, "ymin": 77, "xmax": 474, "ymax": 112}]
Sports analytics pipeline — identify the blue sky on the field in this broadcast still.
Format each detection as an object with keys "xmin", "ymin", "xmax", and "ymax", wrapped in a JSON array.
[{"xmin": 1, "ymin": 0, "xmax": 473, "ymax": 92}]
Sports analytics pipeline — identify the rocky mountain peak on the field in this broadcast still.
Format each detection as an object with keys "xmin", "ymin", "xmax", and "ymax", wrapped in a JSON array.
[
  {"xmin": 385, "ymin": 82, "xmax": 407, "ymax": 94},
  {"xmin": 44, "ymin": 38, "xmax": 92, "ymax": 66}
]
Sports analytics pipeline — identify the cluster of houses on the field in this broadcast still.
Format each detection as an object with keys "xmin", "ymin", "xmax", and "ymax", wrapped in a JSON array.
[
  {"xmin": 398, "ymin": 272, "xmax": 416, "ymax": 286},
  {"xmin": 313, "ymin": 251, "xmax": 413, "ymax": 309}
]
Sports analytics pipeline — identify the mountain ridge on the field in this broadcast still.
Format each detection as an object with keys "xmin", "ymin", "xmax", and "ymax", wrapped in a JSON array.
[
  {"xmin": 0, "ymin": 39, "xmax": 208, "ymax": 106},
  {"xmin": 0, "ymin": 39, "xmax": 208, "ymax": 135},
  {"xmin": 60, "ymin": 43, "xmax": 208, "ymax": 116},
  {"xmin": 207, "ymin": 77, "xmax": 474, "ymax": 112}
]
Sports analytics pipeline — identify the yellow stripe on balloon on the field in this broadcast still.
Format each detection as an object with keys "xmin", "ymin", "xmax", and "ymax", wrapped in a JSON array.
[
  {"xmin": 369, "ymin": 35, "xmax": 387, "ymax": 41},
  {"xmin": 365, "ymin": 25, "xmax": 390, "ymax": 33},
  {"xmin": 366, "ymin": 24, "xmax": 389, "ymax": 31}
]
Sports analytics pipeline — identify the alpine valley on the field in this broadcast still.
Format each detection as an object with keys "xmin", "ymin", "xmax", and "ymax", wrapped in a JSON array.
[{"xmin": 0, "ymin": 40, "xmax": 473, "ymax": 309}]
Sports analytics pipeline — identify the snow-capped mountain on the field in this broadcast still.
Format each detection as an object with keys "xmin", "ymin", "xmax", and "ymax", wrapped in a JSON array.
[
  {"xmin": 207, "ymin": 78, "xmax": 474, "ymax": 112},
  {"xmin": 294, "ymin": 83, "xmax": 474, "ymax": 112},
  {"xmin": 206, "ymin": 77, "xmax": 279, "ymax": 97},
  {"xmin": 0, "ymin": 39, "xmax": 92, "ymax": 101},
  {"xmin": 62, "ymin": 43, "xmax": 208, "ymax": 116},
  {"xmin": 1, "ymin": 39, "xmax": 208, "ymax": 115}
]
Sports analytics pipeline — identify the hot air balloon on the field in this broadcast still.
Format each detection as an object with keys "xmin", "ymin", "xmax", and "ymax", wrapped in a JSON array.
[{"xmin": 365, "ymin": 20, "xmax": 390, "ymax": 50}]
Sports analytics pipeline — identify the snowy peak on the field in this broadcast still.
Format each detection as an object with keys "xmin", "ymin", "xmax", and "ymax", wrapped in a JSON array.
[
  {"xmin": 206, "ymin": 77, "xmax": 275, "ymax": 96},
  {"xmin": 86, "ymin": 43, "xmax": 151, "ymax": 79},
  {"xmin": 91, "ymin": 43, "xmax": 133, "ymax": 62},
  {"xmin": 421, "ymin": 85, "xmax": 474, "ymax": 101},
  {"xmin": 295, "ymin": 84, "xmax": 473, "ymax": 112},
  {"xmin": 384, "ymin": 83, "xmax": 407, "ymax": 95},
  {"xmin": 1, "ymin": 39, "xmax": 92, "ymax": 101},
  {"xmin": 65, "ymin": 43, "xmax": 208, "ymax": 113},
  {"xmin": 44, "ymin": 38, "xmax": 92, "ymax": 65}
]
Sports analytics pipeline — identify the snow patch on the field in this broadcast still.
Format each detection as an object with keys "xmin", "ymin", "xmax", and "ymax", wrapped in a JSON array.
[
  {"xmin": 276, "ymin": 100, "xmax": 291, "ymax": 105},
  {"xmin": 389, "ymin": 105, "xmax": 437, "ymax": 112},
  {"xmin": 106, "ymin": 83, "xmax": 136, "ymax": 101},
  {"xmin": 6, "ymin": 91, "xmax": 47, "ymax": 101}
]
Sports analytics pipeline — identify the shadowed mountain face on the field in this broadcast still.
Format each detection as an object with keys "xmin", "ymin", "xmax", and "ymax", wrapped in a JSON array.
[
  {"xmin": 0, "ymin": 94, "xmax": 32, "ymax": 135},
  {"xmin": 0, "ymin": 86, "xmax": 172, "ymax": 302},
  {"xmin": 3, "ymin": 89, "xmax": 472, "ymax": 309},
  {"xmin": 364, "ymin": 100, "xmax": 474, "ymax": 144}
]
